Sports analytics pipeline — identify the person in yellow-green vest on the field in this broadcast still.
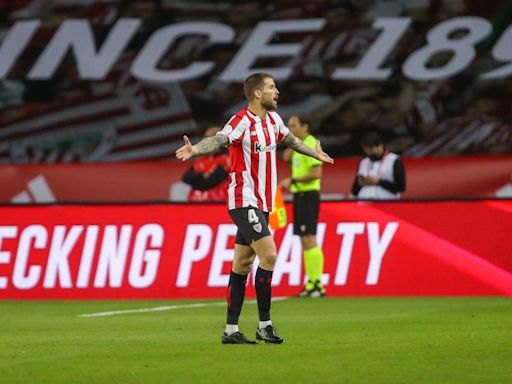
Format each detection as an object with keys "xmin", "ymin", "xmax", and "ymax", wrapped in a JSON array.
[{"xmin": 280, "ymin": 114, "xmax": 326, "ymax": 298}]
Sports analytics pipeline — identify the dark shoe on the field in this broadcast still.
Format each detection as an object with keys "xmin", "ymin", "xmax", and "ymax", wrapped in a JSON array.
[
  {"xmin": 296, "ymin": 286, "xmax": 314, "ymax": 298},
  {"xmin": 256, "ymin": 325, "xmax": 283, "ymax": 344},
  {"xmin": 221, "ymin": 331, "xmax": 256, "ymax": 344},
  {"xmin": 310, "ymin": 282, "xmax": 326, "ymax": 298}
]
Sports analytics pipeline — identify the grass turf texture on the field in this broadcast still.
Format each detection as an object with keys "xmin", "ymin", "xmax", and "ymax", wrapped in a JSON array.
[{"xmin": 0, "ymin": 298, "xmax": 511, "ymax": 384}]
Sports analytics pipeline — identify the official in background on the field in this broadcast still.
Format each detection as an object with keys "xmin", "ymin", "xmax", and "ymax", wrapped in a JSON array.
[
  {"xmin": 351, "ymin": 132, "xmax": 406, "ymax": 199},
  {"xmin": 280, "ymin": 114, "xmax": 326, "ymax": 298}
]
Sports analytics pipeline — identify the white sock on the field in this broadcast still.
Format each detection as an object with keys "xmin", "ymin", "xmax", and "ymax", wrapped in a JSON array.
[
  {"xmin": 225, "ymin": 324, "xmax": 239, "ymax": 334},
  {"xmin": 259, "ymin": 320, "xmax": 272, "ymax": 329}
]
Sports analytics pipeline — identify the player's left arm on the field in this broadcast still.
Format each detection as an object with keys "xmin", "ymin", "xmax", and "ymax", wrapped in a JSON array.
[{"xmin": 282, "ymin": 132, "xmax": 334, "ymax": 164}]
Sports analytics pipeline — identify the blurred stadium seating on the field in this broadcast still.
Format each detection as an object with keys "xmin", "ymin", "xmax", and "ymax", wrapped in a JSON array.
[{"xmin": 0, "ymin": 0, "xmax": 511, "ymax": 200}]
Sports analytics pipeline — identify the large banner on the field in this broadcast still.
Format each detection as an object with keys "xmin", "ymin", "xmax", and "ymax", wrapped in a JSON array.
[
  {"xmin": 0, "ymin": 2, "xmax": 511, "ymax": 161},
  {"xmin": 1, "ymin": 201, "xmax": 511, "ymax": 299},
  {"xmin": 1, "ymin": 156, "xmax": 511, "ymax": 203}
]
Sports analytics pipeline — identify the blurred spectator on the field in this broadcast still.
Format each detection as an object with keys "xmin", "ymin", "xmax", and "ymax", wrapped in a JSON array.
[
  {"xmin": 1, "ymin": 0, "xmax": 511, "ymax": 162},
  {"xmin": 404, "ymin": 87, "xmax": 512, "ymax": 156},
  {"xmin": 364, "ymin": 0, "xmax": 430, "ymax": 21},
  {"xmin": 311, "ymin": 86, "xmax": 381, "ymax": 156},
  {"xmin": 351, "ymin": 132, "xmax": 406, "ymax": 199},
  {"xmin": 181, "ymin": 126, "xmax": 230, "ymax": 201},
  {"xmin": 188, "ymin": 44, "xmax": 243, "ymax": 124},
  {"xmin": 0, "ymin": 80, "xmax": 25, "ymax": 109},
  {"xmin": 225, "ymin": 0, "xmax": 268, "ymax": 44},
  {"xmin": 284, "ymin": 1, "xmax": 376, "ymax": 79},
  {"xmin": 118, "ymin": 0, "xmax": 165, "ymax": 48}
]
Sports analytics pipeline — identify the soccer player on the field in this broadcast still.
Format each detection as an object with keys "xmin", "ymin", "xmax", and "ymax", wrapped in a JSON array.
[
  {"xmin": 176, "ymin": 73, "xmax": 334, "ymax": 344},
  {"xmin": 280, "ymin": 115, "xmax": 326, "ymax": 298}
]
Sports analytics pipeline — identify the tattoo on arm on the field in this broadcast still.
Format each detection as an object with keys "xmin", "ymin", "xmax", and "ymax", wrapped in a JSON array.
[
  {"xmin": 282, "ymin": 132, "xmax": 318, "ymax": 159},
  {"xmin": 195, "ymin": 134, "xmax": 229, "ymax": 155}
]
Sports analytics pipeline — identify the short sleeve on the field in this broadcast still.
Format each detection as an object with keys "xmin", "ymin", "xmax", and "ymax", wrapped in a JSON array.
[
  {"xmin": 218, "ymin": 113, "xmax": 248, "ymax": 145},
  {"xmin": 271, "ymin": 112, "xmax": 289, "ymax": 143}
]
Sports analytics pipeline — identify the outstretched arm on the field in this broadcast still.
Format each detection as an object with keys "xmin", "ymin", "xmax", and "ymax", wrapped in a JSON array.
[
  {"xmin": 281, "ymin": 132, "xmax": 334, "ymax": 164},
  {"xmin": 176, "ymin": 134, "xmax": 229, "ymax": 161}
]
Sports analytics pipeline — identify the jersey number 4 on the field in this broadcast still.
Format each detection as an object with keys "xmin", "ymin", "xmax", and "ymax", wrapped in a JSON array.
[{"xmin": 248, "ymin": 209, "xmax": 259, "ymax": 224}]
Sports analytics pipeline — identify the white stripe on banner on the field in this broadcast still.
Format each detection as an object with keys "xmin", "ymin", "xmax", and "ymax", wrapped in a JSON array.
[{"xmin": 78, "ymin": 297, "xmax": 289, "ymax": 317}]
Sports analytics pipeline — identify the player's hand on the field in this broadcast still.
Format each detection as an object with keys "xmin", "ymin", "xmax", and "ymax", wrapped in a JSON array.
[
  {"xmin": 175, "ymin": 135, "xmax": 198, "ymax": 161},
  {"xmin": 280, "ymin": 178, "xmax": 292, "ymax": 190},
  {"xmin": 315, "ymin": 140, "xmax": 334, "ymax": 164}
]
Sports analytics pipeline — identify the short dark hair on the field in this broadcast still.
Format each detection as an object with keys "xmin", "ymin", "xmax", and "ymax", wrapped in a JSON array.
[
  {"xmin": 243, "ymin": 72, "xmax": 273, "ymax": 101},
  {"xmin": 295, "ymin": 114, "xmax": 311, "ymax": 129},
  {"xmin": 361, "ymin": 132, "xmax": 384, "ymax": 147}
]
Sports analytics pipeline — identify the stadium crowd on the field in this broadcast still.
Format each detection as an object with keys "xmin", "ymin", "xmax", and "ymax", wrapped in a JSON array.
[{"xmin": 0, "ymin": 0, "xmax": 511, "ymax": 161}]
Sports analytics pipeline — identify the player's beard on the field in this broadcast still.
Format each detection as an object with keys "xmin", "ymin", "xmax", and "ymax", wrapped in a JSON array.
[{"xmin": 261, "ymin": 100, "xmax": 276, "ymax": 110}]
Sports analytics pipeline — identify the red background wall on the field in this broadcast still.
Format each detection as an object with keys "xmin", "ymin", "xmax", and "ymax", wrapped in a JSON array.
[{"xmin": 0, "ymin": 200, "xmax": 510, "ymax": 299}]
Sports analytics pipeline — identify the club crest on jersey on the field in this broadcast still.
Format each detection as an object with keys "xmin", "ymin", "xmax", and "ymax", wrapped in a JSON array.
[
  {"xmin": 253, "ymin": 223, "xmax": 262, "ymax": 233},
  {"xmin": 254, "ymin": 142, "xmax": 276, "ymax": 153},
  {"xmin": 223, "ymin": 125, "xmax": 233, "ymax": 135}
]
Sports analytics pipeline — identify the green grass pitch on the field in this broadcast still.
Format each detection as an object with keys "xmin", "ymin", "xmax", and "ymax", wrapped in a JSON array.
[{"xmin": 1, "ymin": 297, "xmax": 511, "ymax": 384}]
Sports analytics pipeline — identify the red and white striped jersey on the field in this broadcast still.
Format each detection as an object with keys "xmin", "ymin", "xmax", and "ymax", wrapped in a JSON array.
[{"xmin": 218, "ymin": 108, "xmax": 289, "ymax": 212}]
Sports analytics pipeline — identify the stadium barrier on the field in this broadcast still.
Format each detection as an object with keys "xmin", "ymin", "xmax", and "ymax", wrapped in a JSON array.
[
  {"xmin": 1, "ymin": 156, "xmax": 512, "ymax": 203},
  {"xmin": 0, "ymin": 200, "xmax": 511, "ymax": 299}
]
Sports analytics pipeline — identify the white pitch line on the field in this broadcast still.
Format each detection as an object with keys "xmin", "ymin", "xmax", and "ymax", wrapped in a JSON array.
[{"xmin": 78, "ymin": 297, "xmax": 289, "ymax": 318}]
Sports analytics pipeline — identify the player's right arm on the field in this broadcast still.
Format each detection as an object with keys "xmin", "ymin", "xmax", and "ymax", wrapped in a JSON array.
[{"xmin": 176, "ymin": 134, "xmax": 229, "ymax": 161}]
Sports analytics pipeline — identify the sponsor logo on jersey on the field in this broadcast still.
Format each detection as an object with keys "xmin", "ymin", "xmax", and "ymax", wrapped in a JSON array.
[{"xmin": 254, "ymin": 142, "xmax": 276, "ymax": 153}]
